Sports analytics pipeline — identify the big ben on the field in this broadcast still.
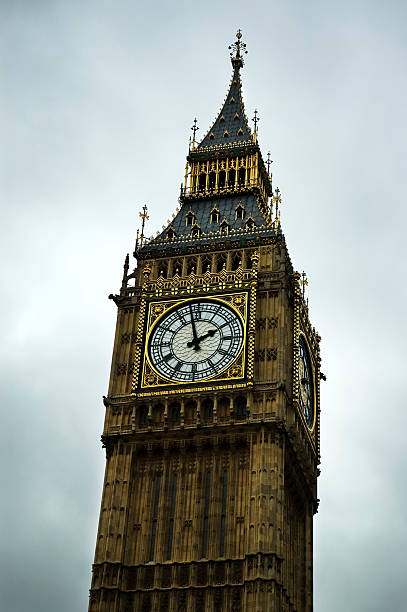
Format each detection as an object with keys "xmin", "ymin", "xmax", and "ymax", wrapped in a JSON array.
[{"xmin": 89, "ymin": 30, "xmax": 321, "ymax": 612}]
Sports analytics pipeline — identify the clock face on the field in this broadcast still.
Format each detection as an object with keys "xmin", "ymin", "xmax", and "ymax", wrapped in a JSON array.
[
  {"xmin": 298, "ymin": 335, "xmax": 315, "ymax": 429},
  {"xmin": 148, "ymin": 299, "xmax": 244, "ymax": 383}
]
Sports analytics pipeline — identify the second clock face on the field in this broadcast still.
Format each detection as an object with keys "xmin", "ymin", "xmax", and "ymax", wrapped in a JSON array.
[
  {"xmin": 148, "ymin": 299, "xmax": 244, "ymax": 382},
  {"xmin": 298, "ymin": 335, "xmax": 315, "ymax": 429}
]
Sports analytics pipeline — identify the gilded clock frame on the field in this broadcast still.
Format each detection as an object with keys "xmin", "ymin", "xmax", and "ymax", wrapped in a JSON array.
[
  {"xmin": 137, "ymin": 292, "xmax": 250, "ymax": 390},
  {"xmin": 293, "ymin": 273, "xmax": 321, "ymax": 457}
]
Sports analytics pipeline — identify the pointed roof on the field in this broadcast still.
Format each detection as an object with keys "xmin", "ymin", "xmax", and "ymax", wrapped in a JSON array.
[{"xmin": 197, "ymin": 63, "xmax": 253, "ymax": 150}]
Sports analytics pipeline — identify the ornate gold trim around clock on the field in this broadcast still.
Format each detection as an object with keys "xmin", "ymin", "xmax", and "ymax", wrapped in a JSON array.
[
  {"xmin": 136, "ymin": 291, "xmax": 251, "ymax": 391},
  {"xmin": 293, "ymin": 271, "xmax": 321, "ymax": 457}
]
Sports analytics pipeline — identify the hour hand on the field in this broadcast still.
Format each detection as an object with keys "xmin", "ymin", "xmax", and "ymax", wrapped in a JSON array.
[{"xmin": 187, "ymin": 328, "xmax": 217, "ymax": 348}]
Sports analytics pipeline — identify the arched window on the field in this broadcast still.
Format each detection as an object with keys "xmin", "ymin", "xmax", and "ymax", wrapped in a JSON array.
[
  {"xmin": 208, "ymin": 172, "xmax": 216, "ymax": 190},
  {"xmin": 166, "ymin": 227, "xmax": 176, "ymax": 240},
  {"xmin": 186, "ymin": 211, "xmax": 195, "ymax": 226},
  {"xmin": 185, "ymin": 400, "xmax": 197, "ymax": 425},
  {"xmin": 234, "ymin": 396, "xmax": 247, "ymax": 419},
  {"xmin": 199, "ymin": 173, "xmax": 206, "ymax": 191},
  {"xmin": 152, "ymin": 403, "xmax": 164, "ymax": 425},
  {"xmin": 191, "ymin": 224, "xmax": 201, "ymax": 238},
  {"xmin": 245, "ymin": 250, "xmax": 254, "ymax": 269},
  {"xmin": 210, "ymin": 208, "xmax": 219, "ymax": 224},
  {"xmin": 202, "ymin": 398, "xmax": 213, "ymax": 422},
  {"xmin": 216, "ymin": 252, "xmax": 227, "ymax": 272},
  {"xmin": 228, "ymin": 169, "xmax": 236, "ymax": 188},
  {"xmin": 186, "ymin": 257, "xmax": 197, "ymax": 275},
  {"xmin": 218, "ymin": 397, "xmax": 230, "ymax": 421},
  {"xmin": 171, "ymin": 257, "xmax": 183, "ymax": 276},
  {"xmin": 201, "ymin": 254, "xmax": 212, "ymax": 273},
  {"xmin": 235, "ymin": 203, "xmax": 245, "ymax": 220},
  {"xmin": 168, "ymin": 402, "xmax": 181, "ymax": 423},
  {"xmin": 158, "ymin": 260, "xmax": 168, "ymax": 278},
  {"xmin": 220, "ymin": 220, "xmax": 230, "ymax": 234},
  {"xmin": 136, "ymin": 405, "xmax": 148, "ymax": 426},
  {"xmin": 231, "ymin": 251, "xmax": 242, "ymax": 271},
  {"xmin": 245, "ymin": 217, "xmax": 255, "ymax": 232}
]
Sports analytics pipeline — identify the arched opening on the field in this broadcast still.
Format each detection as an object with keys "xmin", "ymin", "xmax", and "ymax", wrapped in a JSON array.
[
  {"xmin": 186, "ymin": 257, "xmax": 197, "ymax": 275},
  {"xmin": 210, "ymin": 208, "xmax": 219, "ymax": 224},
  {"xmin": 191, "ymin": 224, "xmax": 201, "ymax": 238},
  {"xmin": 208, "ymin": 172, "xmax": 216, "ymax": 190},
  {"xmin": 166, "ymin": 227, "xmax": 175, "ymax": 240},
  {"xmin": 202, "ymin": 398, "xmax": 213, "ymax": 422},
  {"xmin": 186, "ymin": 211, "xmax": 195, "ymax": 226},
  {"xmin": 184, "ymin": 400, "xmax": 197, "ymax": 425},
  {"xmin": 216, "ymin": 252, "xmax": 227, "ymax": 272},
  {"xmin": 246, "ymin": 250, "xmax": 254, "ymax": 269},
  {"xmin": 238, "ymin": 167, "xmax": 246, "ymax": 186},
  {"xmin": 168, "ymin": 402, "xmax": 181, "ymax": 423},
  {"xmin": 171, "ymin": 257, "xmax": 183, "ymax": 276},
  {"xmin": 218, "ymin": 397, "xmax": 230, "ymax": 422},
  {"xmin": 201, "ymin": 254, "xmax": 212, "ymax": 273},
  {"xmin": 220, "ymin": 220, "xmax": 230, "ymax": 234},
  {"xmin": 235, "ymin": 204, "xmax": 245, "ymax": 220},
  {"xmin": 136, "ymin": 405, "xmax": 148, "ymax": 426},
  {"xmin": 218, "ymin": 170, "xmax": 226, "ymax": 189},
  {"xmin": 235, "ymin": 396, "xmax": 247, "ymax": 419},
  {"xmin": 231, "ymin": 251, "xmax": 242, "ymax": 271},
  {"xmin": 152, "ymin": 403, "xmax": 164, "ymax": 425},
  {"xmin": 158, "ymin": 260, "xmax": 168, "ymax": 278},
  {"xmin": 228, "ymin": 169, "xmax": 236, "ymax": 188},
  {"xmin": 245, "ymin": 218, "xmax": 255, "ymax": 232},
  {"xmin": 199, "ymin": 173, "xmax": 206, "ymax": 191}
]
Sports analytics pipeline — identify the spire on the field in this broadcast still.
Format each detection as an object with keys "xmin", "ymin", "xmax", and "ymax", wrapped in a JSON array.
[{"xmin": 197, "ymin": 30, "xmax": 253, "ymax": 150}]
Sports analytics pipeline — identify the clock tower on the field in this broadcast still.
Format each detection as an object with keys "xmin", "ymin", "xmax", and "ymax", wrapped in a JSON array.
[{"xmin": 89, "ymin": 31, "xmax": 321, "ymax": 612}]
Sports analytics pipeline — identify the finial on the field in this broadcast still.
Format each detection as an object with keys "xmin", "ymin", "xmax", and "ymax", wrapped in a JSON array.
[
  {"xmin": 191, "ymin": 118, "xmax": 199, "ymax": 149},
  {"xmin": 300, "ymin": 271, "xmax": 309, "ymax": 298},
  {"xmin": 273, "ymin": 187, "xmax": 282, "ymax": 223},
  {"xmin": 252, "ymin": 109, "xmax": 260, "ymax": 142},
  {"xmin": 229, "ymin": 29, "xmax": 247, "ymax": 68},
  {"xmin": 139, "ymin": 204, "xmax": 149, "ymax": 248},
  {"xmin": 266, "ymin": 151, "xmax": 273, "ymax": 174}
]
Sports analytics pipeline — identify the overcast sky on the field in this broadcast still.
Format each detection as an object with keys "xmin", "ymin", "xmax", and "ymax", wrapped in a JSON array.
[{"xmin": 1, "ymin": 1, "xmax": 407, "ymax": 610}]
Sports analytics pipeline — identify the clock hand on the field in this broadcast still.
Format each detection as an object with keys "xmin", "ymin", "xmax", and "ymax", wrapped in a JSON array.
[
  {"xmin": 187, "ymin": 328, "xmax": 217, "ymax": 348},
  {"xmin": 188, "ymin": 303, "xmax": 200, "ymax": 351}
]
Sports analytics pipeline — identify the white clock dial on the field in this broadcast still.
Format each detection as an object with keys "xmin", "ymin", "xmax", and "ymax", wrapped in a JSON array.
[
  {"xmin": 298, "ymin": 335, "xmax": 315, "ymax": 429},
  {"xmin": 148, "ymin": 299, "xmax": 244, "ymax": 382}
]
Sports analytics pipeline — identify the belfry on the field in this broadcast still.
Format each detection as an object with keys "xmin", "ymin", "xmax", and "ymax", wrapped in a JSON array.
[{"xmin": 89, "ymin": 30, "xmax": 321, "ymax": 612}]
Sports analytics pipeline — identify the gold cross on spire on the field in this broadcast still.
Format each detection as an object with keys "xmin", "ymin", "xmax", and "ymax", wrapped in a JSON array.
[
  {"xmin": 300, "ymin": 271, "xmax": 309, "ymax": 298},
  {"xmin": 191, "ymin": 118, "xmax": 199, "ymax": 149},
  {"xmin": 229, "ymin": 29, "xmax": 247, "ymax": 68},
  {"xmin": 273, "ymin": 187, "xmax": 282, "ymax": 222},
  {"xmin": 138, "ymin": 205, "xmax": 149, "ymax": 248},
  {"xmin": 267, "ymin": 151, "xmax": 273, "ymax": 175}
]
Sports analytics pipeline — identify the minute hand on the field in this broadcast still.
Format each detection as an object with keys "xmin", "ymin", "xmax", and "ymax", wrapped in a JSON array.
[{"xmin": 188, "ymin": 304, "xmax": 200, "ymax": 350}]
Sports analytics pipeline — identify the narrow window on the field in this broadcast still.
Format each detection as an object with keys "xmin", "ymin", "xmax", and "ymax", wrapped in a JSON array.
[
  {"xmin": 202, "ymin": 471, "xmax": 211, "ymax": 558},
  {"xmin": 228, "ymin": 168, "xmax": 236, "ymax": 187},
  {"xmin": 149, "ymin": 475, "xmax": 161, "ymax": 561},
  {"xmin": 235, "ymin": 204, "xmax": 245, "ymax": 220},
  {"xmin": 166, "ymin": 473, "xmax": 178, "ymax": 560},
  {"xmin": 219, "ymin": 470, "xmax": 227, "ymax": 557},
  {"xmin": 199, "ymin": 173, "xmax": 206, "ymax": 191},
  {"xmin": 220, "ymin": 220, "xmax": 229, "ymax": 234},
  {"xmin": 208, "ymin": 172, "xmax": 216, "ymax": 190},
  {"xmin": 210, "ymin": 208, "xmax": 219, "ymax": 224},
  {"xmin": 186, "ymin": 211, "xmax": 195, "ymax": 226},
  {"xmin": 218, "ymin": 170, "xmax": 226, "ymax": 189}
]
